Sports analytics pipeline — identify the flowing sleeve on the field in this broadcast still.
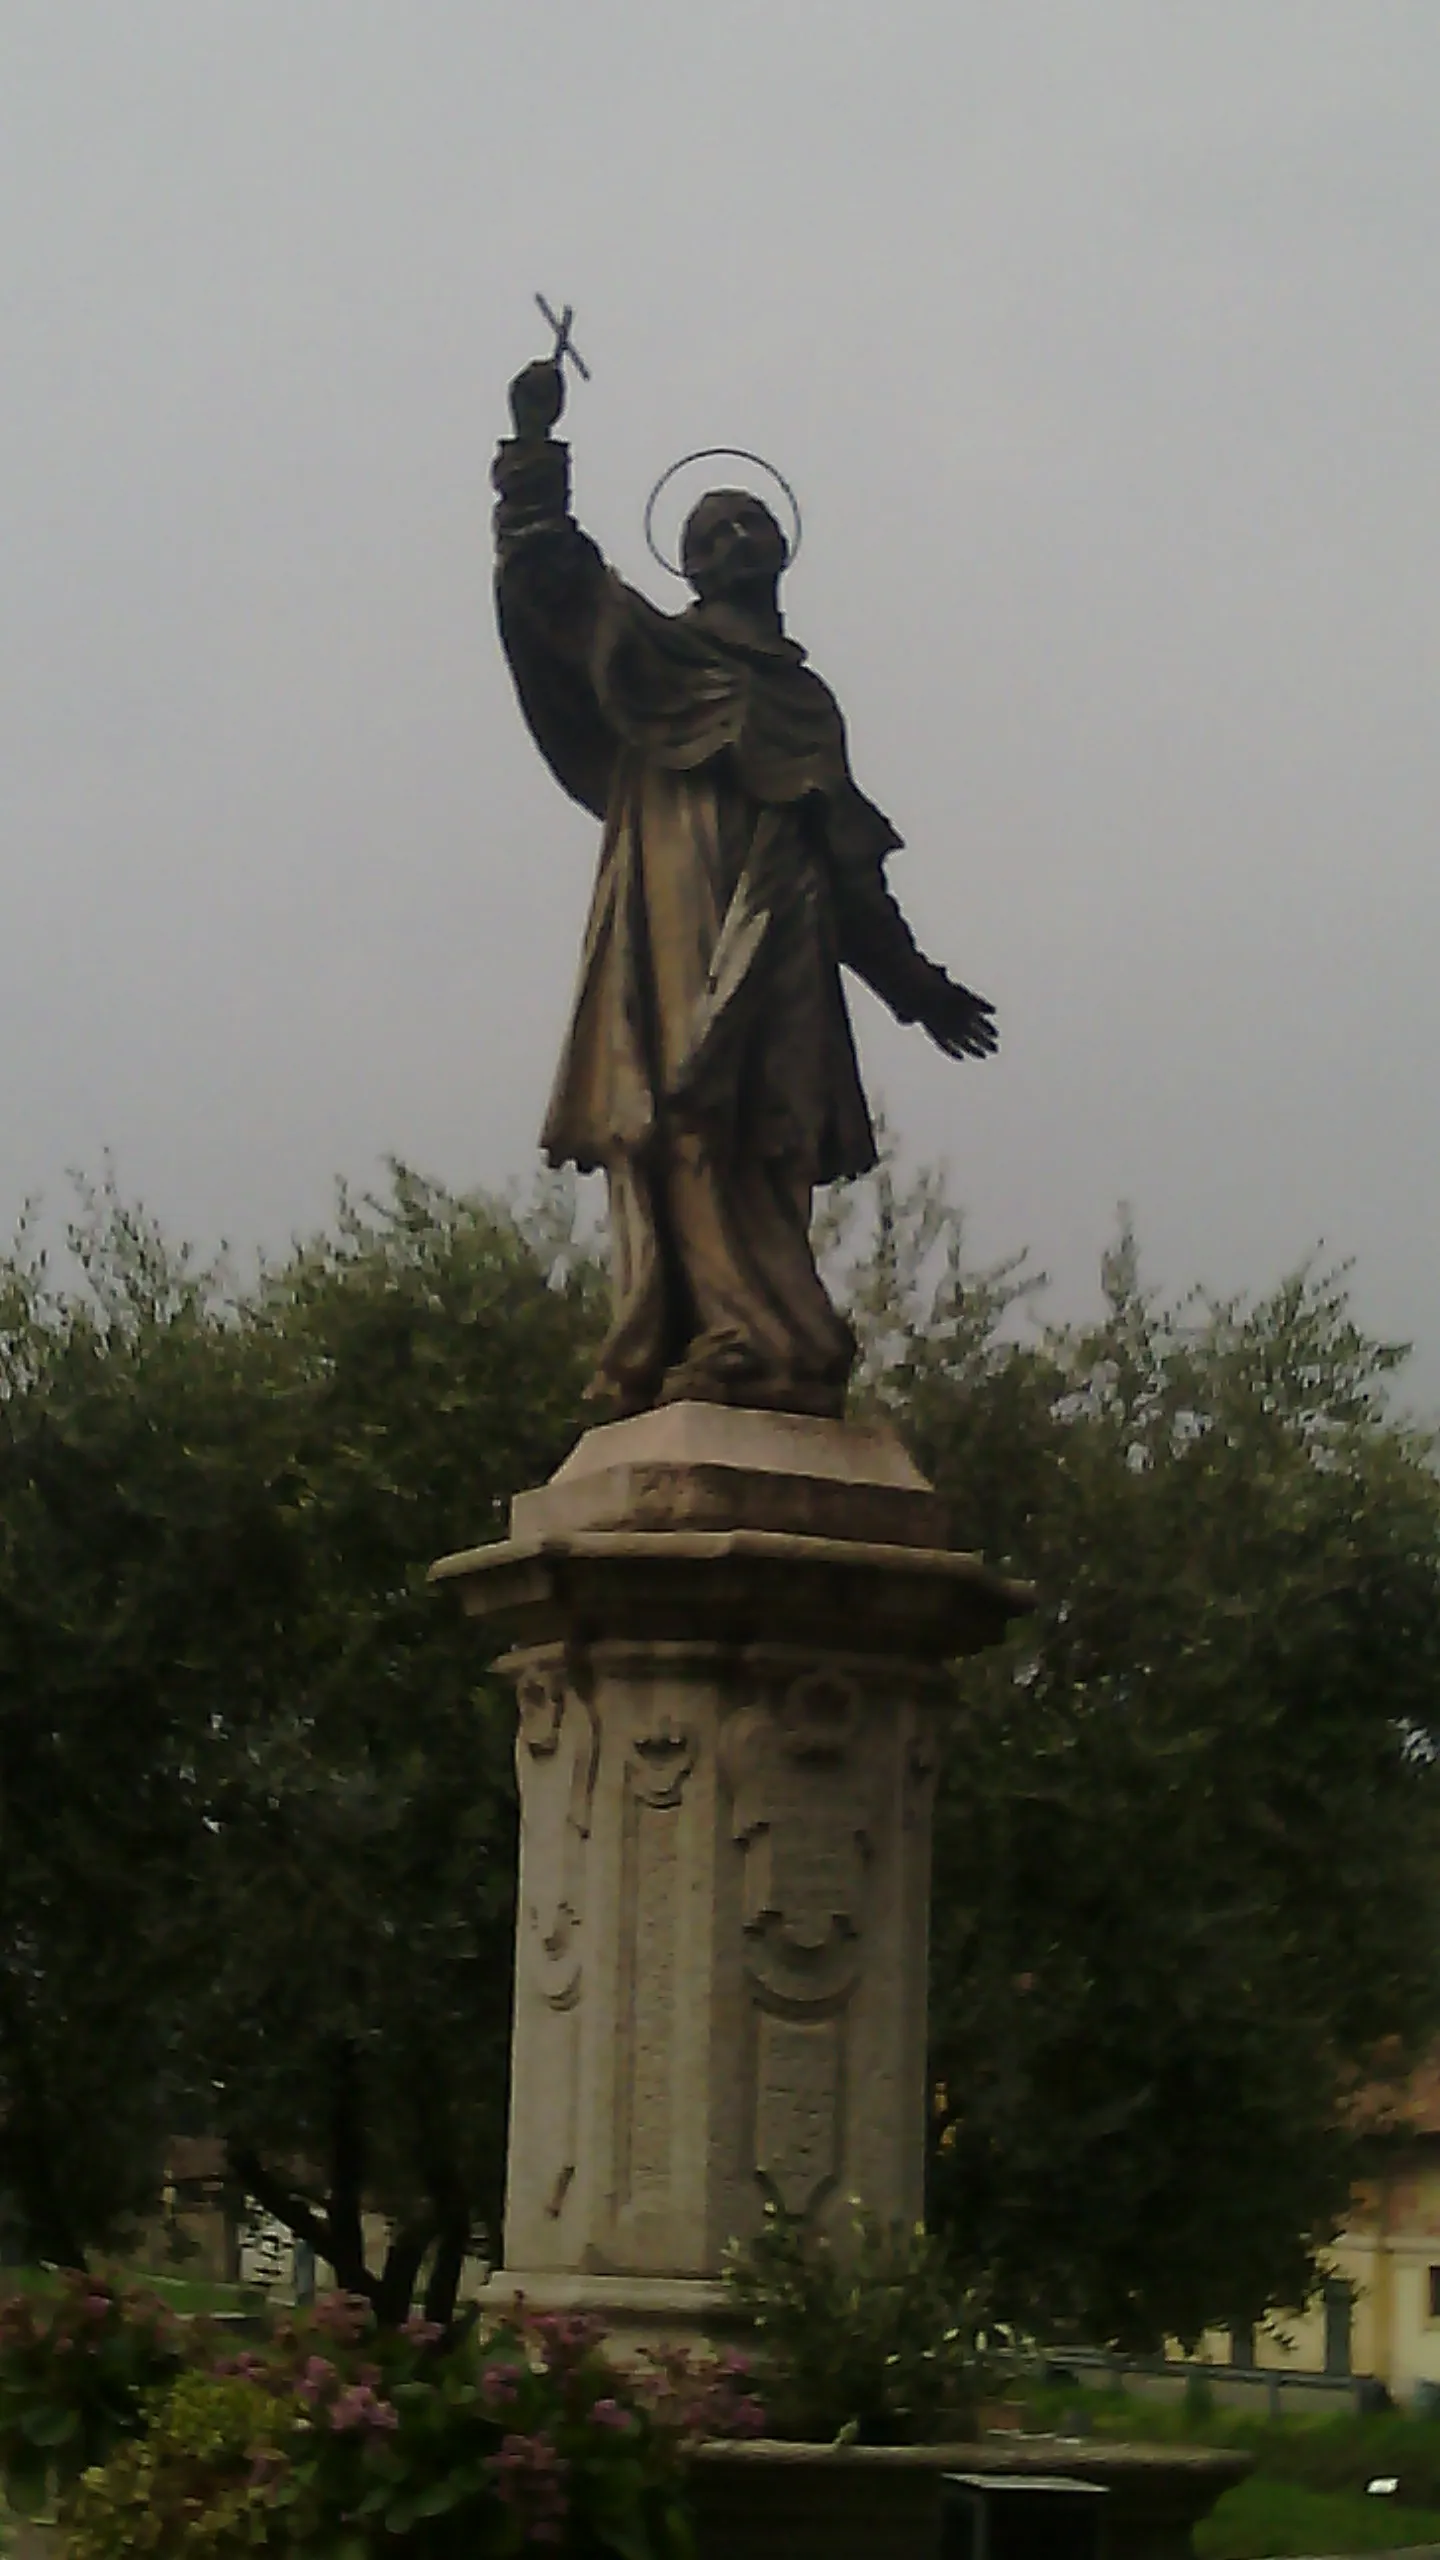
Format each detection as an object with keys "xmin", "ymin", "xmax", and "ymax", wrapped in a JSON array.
[
  {"xmin": 492, "ymin": 435, "xmax": 618, "ymax": 819},
  {"xmin": 826, "ymin": 775, "xmax": 998, "ymax": 1059}
]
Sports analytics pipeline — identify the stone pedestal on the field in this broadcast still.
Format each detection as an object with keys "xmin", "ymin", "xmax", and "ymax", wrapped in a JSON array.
[{"xmin": 430, "ymin": 1403, "xmax": 1029, "ymax": 2339}]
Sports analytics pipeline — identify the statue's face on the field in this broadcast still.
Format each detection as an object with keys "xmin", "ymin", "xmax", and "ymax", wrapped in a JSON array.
[{"xmin": 681, "ymin": 490, "xmax": 788, "ymax": 599}]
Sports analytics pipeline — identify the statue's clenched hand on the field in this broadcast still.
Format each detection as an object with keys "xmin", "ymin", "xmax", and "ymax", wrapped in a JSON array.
[{"xmin": 509, "ymin": 359, "xmax": 565, "ymax": 442}]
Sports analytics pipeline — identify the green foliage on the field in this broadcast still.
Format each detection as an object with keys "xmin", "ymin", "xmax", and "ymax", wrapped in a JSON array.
[
  {"xmin": 186, "ymin": 1167, "xmax": 606, "ymax": 2314},
  {"xmin": 0, "ymin": 1165, "xmax": 605, "ymax": 2308},
  {"xmin": 6, "ymin": 1144, "xmax": 1440, "ymax": 2357},
  {"xmin": 55, "ymin": 2289, "xmax": 755, "ymax": 2560},
  {"xmin": 0, "ymin": 2273, "xmax": 184, "ymax": 2514},
  {"xmin": 0, "ymin": 1183, "xmax": 295, "ymax": 2261},
  {"xmin": 830, "ymin": 1161, "xmax": 1440, "ymax": 2349},
  {"xmin": 67, "ymin": 2370, "xmax": 285, "ymax": 2560},
  {"xmin": 721, "ymin": 2204, "xmax": 988, "ymax": 2444}
]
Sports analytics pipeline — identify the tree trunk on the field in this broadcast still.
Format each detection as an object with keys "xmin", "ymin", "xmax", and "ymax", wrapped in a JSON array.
[
  {"xmin": 322, "ymin": 2040, "xmax": 370, "ymax": 2296},
  {"xmin": 424, "ymin": 2211, "xmax": 470, "ymax": 2327},
  {"xmin": 374, "ymin": 2221, "xmax": 434, "ymax": 2327},
  {"xmin": 227, "ymin": 2047, "xmax": 465, "ymax": 2327},
  {"xmin": 0, "ymin": 1992, "xmax": 89, "ymax": 2270},
  {"xmin": 225, "ymin": 2144, "xmax": 337, "ymax": 2275},
  {"xmin": 411, "ymin": 2075, "xmax": 473, "ymax": 2328}
]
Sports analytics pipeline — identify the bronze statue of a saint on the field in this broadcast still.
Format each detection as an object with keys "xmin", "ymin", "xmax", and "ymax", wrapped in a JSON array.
[{"xmin": 492, "ymin": 351, "xmax": 997, "ymax": 1420}]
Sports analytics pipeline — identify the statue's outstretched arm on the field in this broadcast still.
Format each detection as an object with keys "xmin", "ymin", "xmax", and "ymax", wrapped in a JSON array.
[{"xmin": 836, "ymin": 864, "xmax": 998, "ymax": 1062}]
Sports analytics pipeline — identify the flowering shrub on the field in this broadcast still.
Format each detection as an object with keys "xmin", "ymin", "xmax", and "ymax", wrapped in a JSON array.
[
  {"xmin": 722, "ymin": 2203, "xmax": 989, "ymax": 2444},
  {"xmin": 0, "ymin": 2274, "xmax": 185, "ymax": 2512},
  {"xmin": 66, "ymin": 2371, "xmax": 286, "ymax": 2560},
  {"xmin": 5, "ymin": 2286, "xmax": 766, "ymax": 2558},
  {"xmin": 635, "ymin": 2344, "xmax": 767, "ymax": 2452}
]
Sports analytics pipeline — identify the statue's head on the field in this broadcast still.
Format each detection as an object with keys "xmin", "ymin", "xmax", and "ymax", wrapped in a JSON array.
[{"xmin": 681, "ymin": 489, "xmax": 789, "ymax": 602}]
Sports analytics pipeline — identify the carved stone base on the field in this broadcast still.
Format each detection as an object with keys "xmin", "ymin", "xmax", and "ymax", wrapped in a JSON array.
[
  {"xmin": 685, "ymin": 2439, "xmax": 1252, "ymax": 2560},
  {"xmin": 430, "ymin": 1405, "xmax": 1029, "ymax": 2313},
  {"xmin": 509, "ymin": 1400, "xmax": 952, "ymax": 1549}
]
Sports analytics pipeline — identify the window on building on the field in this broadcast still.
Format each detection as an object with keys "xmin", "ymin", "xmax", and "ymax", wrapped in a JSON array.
[
  {"xmin": 1323, "ymin": 2277, "xmax": 1354, "ymax": 2377},
  {"xmin": 1428, "ymin": 2265, "xmax": 1440, "ymax": 2323}
]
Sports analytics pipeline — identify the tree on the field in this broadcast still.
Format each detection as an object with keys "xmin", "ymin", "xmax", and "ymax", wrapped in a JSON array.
[
  {"xmin": 0, "ymin": 1180, "xmax": 299, "ymax": 2264},
  {"xmin": 0, "ymin": 1166, "xmax": 605, "ymax": 2313},
  {"xmin": 5, "ymin": 1153, "xmax": 1439, "ymax": 2345},
  {"xmin": 833, "ymin": 1166, "xmax": 1440, "ymax": 2348},
  {"xmin": 189, "ymin": 1168, "xmax": 605, "ymax": 2320}
]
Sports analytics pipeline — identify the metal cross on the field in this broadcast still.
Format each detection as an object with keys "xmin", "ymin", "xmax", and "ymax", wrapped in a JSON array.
[{"xmin": 534, "ymin": 293, "xmax": 591, "ymax": 383}]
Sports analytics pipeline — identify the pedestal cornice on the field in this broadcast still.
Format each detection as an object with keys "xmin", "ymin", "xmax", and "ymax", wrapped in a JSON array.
[{"xmin": 429, "ymin": 1523, "xmax": 1032, "ymax": 1662}]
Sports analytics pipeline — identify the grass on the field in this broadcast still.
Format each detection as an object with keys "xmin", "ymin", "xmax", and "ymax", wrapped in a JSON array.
[
  {"xmin": 1196, "ymin": 2477, "xmax": 1440, "ymax": 2558},
  {"xmin": 0, "ymin": 2266, "xmax": 260, "ymax": 2317},
  {"xmin": 126, "ymin": 2272, "xmax": 258, "ymax": 2316},
  {"xmin": 1027, "ymin": 2388, "xmax": 1440, "ymax": 2494},
  {"xmin": 1021, "ymin": 2385, "xmax": 1440, "ymax": 2554}
]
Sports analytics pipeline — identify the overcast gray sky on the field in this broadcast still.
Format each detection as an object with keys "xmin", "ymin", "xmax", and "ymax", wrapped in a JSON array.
[{"xmin": 3, "ymin": 3, "xmax": 1438, "ymax": 1398}]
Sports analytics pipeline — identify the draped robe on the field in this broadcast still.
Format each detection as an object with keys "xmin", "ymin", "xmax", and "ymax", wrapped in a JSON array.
[{"xmin": 494, "ymin": 433, "xmax": 939, "ymax": 1415}]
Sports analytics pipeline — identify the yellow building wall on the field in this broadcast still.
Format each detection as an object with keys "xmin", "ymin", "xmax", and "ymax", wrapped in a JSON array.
[{"xmin": 1187, "ymin": 2157, "xmax": 1440, "ymax": 2403}]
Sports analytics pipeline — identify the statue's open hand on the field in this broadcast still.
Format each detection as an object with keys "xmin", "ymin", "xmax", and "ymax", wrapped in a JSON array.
[
  {"xmin": 914, "ymin": 963, "xmax": 999, "ymax": 1061},
  {"xmin": 509, "ymin": 359, "xmax": 565, "ymax": 441}
]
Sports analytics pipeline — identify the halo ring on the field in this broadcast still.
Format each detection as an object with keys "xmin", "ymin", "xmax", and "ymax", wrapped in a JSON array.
[{"xmin": 643, "ymin": 447, "xmax": 803, "ymax": 580}]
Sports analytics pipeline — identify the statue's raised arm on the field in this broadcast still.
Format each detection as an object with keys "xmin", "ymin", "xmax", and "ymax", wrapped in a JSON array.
[
  {"xmin": 492, "ymin": 357, "xmax": 618, "ymax": 820},
  {"xmin": 489, "ymin": 330, "xmax": 999, "ymax": 1420}
]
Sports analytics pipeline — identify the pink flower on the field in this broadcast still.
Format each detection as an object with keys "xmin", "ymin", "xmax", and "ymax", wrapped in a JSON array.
[
  {"xmin": 311, "ymin": 2293, "xmax": 372, "ymax": 2343},
  {"xmin": 589, "ymin": 2397, "xmax": 634, "ymax": 2432},
  {"xmin": 527, "ymin": 2310, "xmax": 606, "ymax": 2370},
  {"xmin": 487, "ymin": 2430, "xmax": 569, "ymax": 2531},
  {"xmin": 400, "ymin": 2312, "xmax": 444, "ymax": 2346},
  {"xmin": 213, "ymin": 2350, "xmax": 266, "ymax": 2381},
  {"xmin": 480, "ymin": 2362, "xmax": 522, "ymax": 2408},
  {"xmin": 296, "ymin": 2353, "xmax": 336, "ymax": 2408},
  {"xmin": 631, "ymin": 2347, "xmax": 769, "ymax": 2445},
  {"xmin": 329, "ymin": 2383, "xmax": 398, "ymax": 2434}
]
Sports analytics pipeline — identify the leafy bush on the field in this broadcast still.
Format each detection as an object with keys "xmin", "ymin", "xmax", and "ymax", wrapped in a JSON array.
[
  {"xmin": 7, "ymin": 2285, "xmax": 764, "ymax": 2558},
  {"xmin": 0, "ymin": 2273, "xmax": 185, "ymax": 2512},
  {"xmin": 67, "ymin": 2371, "xmax": 285, "ymax": 2560},
  {"xmin": 722, "ymin": 2204, "xmax": 988, "ymax": 2444}
]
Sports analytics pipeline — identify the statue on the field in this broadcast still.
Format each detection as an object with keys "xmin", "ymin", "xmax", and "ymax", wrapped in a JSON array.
[{"xmin": 492, "ymin": 325, "xmax": 998, "ymax": 1420}]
